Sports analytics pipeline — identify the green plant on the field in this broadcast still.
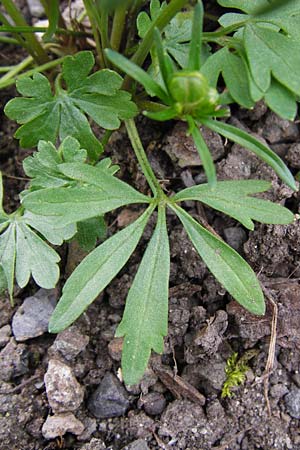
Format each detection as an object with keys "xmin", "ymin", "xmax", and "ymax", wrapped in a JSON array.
[
  {"xmin": 221, "ymin": 349, "xmax": 258, "ymax": 398},
  {"xmin": 0, "ymin": 0, "xmax": 298, "ymax": 385}
]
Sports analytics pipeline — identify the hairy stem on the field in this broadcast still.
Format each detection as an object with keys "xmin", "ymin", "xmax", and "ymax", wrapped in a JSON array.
[{"xmin": 125, "ymin": 119, "xmax": 163, "ymax": 197}]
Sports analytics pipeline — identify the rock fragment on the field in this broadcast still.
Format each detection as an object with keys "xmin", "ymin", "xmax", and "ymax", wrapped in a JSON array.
[
  {"xmin": 122, "ymin": 439, "xmax": 150, "ymax": 450},
  {"xmin": 0, "ymin": 325, "xmax": 11, "ymax": 349},
  {"xmin": 284, "ymin": 385, "xmax": 300, "ymax": 419},
  {"xmin": 12, "ymin": 289, "xmax": 56, "ymax": 341},
  {"xmin": 0, "ymin": 338, "xmax": 29, "ymax": 381},
  {"xmin": 50, "ymin": 325, "xmax": 89, "ymax": 360},
  {"xmin": 79, "ymin": 438, "xmax": 106, "ymax": 450},
  {"xmin": 44, "ymin": 359, "xmax": 84, "ymax": 413},
  {"xmin": 88, "ymin": 372, "xmax": 129, "ymax": 418},
  {"xmin": 42, "ymin": 413, "xmax": 84, "ymax": 439}
]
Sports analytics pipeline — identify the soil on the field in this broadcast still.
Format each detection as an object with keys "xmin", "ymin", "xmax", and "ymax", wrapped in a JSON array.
[{"xmin": 1, "ymin": 4, "xmax": 300, "ymax": 450}]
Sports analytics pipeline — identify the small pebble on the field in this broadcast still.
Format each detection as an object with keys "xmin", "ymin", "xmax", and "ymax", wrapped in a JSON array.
[
  {"xmin": 42, "ymin": 413, "xmax": 84, "ymax": 439},
  {"xmin": 88, "ymin": 372, "xmax": 129, "ymax": 418},
  {"xmin": 26, "ymin": 0, "xmax": 45, "ymax": 18},
  {"xmin": 122, "ymin": 439, "xmax": 150, "ymax": 450},
  {"xmin": 12, "ymin": 289, "xmax": 56, "ymax": 342},
  {"xmin": 79, "ymin": 438, "xmax": 106, "ymax": 450},
  {"xmin": 284, "ymin": 385, "xmax": 300, "ymax": 419},
  {"xmin": 50, "ymin": 325, "xmax": 89, "ymax": 361},
  {"xmin": 0, "ymin": 338, "xmax": 29, "ymax": 381},
  {"xmin": 0, "ymin": 325, "xmax": 11, "ymax": 349},
  {"xmin": 138, "ymin": 392, "xmax": 166, "ymax": 416},
  {"xmin": 44, "ymin": 359, "xmax": 84, "ymax": 413}
]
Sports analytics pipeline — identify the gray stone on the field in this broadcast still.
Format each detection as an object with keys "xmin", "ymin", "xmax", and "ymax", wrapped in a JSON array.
[
  {"xmin": 42, "ymin": 413, "xmax": 84, "ymax": 439},
  {"xmin": 50, "ymin": 325, "xmax": 89, "ymax": 360},
  {"xmin": 224, "ymin": 227, "xmax": 247, "ymax": 252},
  {"xmin": 12, "ymin": 289, "xmax": 56, "ymax": 341},
  {"xmin": 79, "ymin": 438, "xmax": 106, "ymax": 450},
  {"xmin": 138, "ymin": 392, "xmax": 166, "ymax": 416},
  {"xmin": 122, "ymin": 439, "xmax": 150, "ymax": 450},
  {"xmin": 0, "ymin": 325, "xmax": 11, "ymax": 349},
  {"xmin": 44, "ymin": 359, "xmax": 84, "ymax": 413},
  {"xmin": 26, "ymin": 0, "xmax": 45, "ymax": 18},
  {"xmin": 88, "ymin": 373, "xmax": 129, "ymax": 418},
  {"xmin": 284, "ymin": 385, "xmax": 300, "ymax": 419},
  {"xmin": 77, "ymin": 416, "xmax": 97, "ymax": 441},
  {"xmin": 0, "ymin": 338, "xmax": 29, "ymax": 381}
]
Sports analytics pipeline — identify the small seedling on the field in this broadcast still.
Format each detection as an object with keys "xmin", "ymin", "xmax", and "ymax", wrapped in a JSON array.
[{"xmin": 222, "ymin": 349, "xmax": 259, "ymax": 398}]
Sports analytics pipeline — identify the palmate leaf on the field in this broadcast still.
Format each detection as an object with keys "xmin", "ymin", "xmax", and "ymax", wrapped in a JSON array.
[
  {"xmin": 173, "ymin": 180, "xmax": 294, "ymax": 230},
  {"xmin": 243, "ymin": 24, "xmax": 300, "ymax": 96},
  {"xmin": 75, "ymin": 217, "xmax": 107, "ymax": 252},
  {"xmin": 22, "ymin": 162, "xmax": 151, "ymax": 226},
  {"xmin": 23, "ymin": 137, "xmax": 88, "ymax": 189},
  {"xmin": 49, "ymin": 206, "xmax": 154, "ymax": 333},
  {"xmin": 171, "ymin": 205, "xmax": 265, "ymax": 315},
  {"xmin": 15, "ymin": 222, "xmax": 60, "ymax": 288},
  {"xmin": 218, "ymin": 0, "xmax": 300, "ymax": 39},
  {"xmin": 201, "ymin": 118, "xmax": 297, "ymax": 191},
  {"xmin": 264, "ymin": 79, "xmax": 297, "ymax": 121},
  {"xmin": 23, "ymin": 211, "xmax": 76, "ymax": 245},
  {"xmin": 116, "ymin": 206, "xmax": 170, "ymax": 385},
  {"xmin": 0, "ymin": 219, "xmax": 61, "ymax": 302},
  {"xmin": 4, "ymin": 51, "xmax": 137, "ymax": 160}
]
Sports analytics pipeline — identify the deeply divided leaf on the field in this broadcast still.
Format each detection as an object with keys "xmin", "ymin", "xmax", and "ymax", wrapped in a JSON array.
[
  {"xmin": 173, "ymin": 180, "xmax": 294, "ymax": 230},
  {"xmin": 22, "ymin": 163, "xmax": 151, "ymax": 226},
  {"xmin": 116, "ymin": 206, "xmax": 170, "ymax": 385},
  {"xmin": 49, "ymin": 207, "xmax": 154, "ymax": 333},
  {"xmin": 172, "ymin": 205, "xmax": 265, "ymax": 315},
  {"xmin": 4, "ymin": 51, "xmax": 137, "ymax": 160},
  {"xmin": 0, "ymin": 219, "xmax": 61, "ymax": 302},
  {"xmin": 201, "ymin": 118, "xmax": 297, "ymax": 190}
]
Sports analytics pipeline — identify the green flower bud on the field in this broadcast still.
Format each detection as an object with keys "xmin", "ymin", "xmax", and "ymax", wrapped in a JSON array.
[{"xmin": 169, "ymin": 71, "xmax": 209, "ymax": 112}]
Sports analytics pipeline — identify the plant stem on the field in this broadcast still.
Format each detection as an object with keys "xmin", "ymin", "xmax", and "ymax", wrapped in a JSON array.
[
  {"xmin": 0, "ymin": 36, "xmax": 20, "ymax": 45},
  {"xmin": 110, "ymin": 3, "xmax": 128, "ymax": 51},
  {"xmin": 0, "ymin": 56, "xmax": 65, "ymax": 89},
  {"xmin": 40, "ymin": 0, "xmax": 66, "ymax": 30},
  {"xmin": 123, "ymin": 0, "xmax": 189, "ymax": 89},
  {"xmin": 1, "ymin": 0, "xmax": 49, "ymax": 64},
  {"xmin": 100, "ymin": 130, "xmax": 113, "ymax": 149},
  {"xmin": 125, "ymin": 119, "xmax": 163, "ymax": 197},
  {"xmin": 83, "ymin": 0, "xmax": 105, "ymax": 68}
]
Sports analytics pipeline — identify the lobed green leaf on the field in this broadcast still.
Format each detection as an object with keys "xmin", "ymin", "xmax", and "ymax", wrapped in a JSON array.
[
  {"xmin": 173, "ymin": 180, "xmax": 295, "ymax": 230},
  {"xmin": 4, "ymin": 51, "xmax": 137, "ymax": 160},
  {"xmin": 201, "ymin": 118, "xmax": 297, "ymax": 191}
]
